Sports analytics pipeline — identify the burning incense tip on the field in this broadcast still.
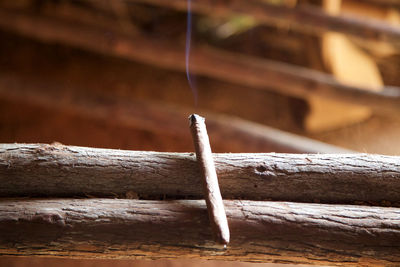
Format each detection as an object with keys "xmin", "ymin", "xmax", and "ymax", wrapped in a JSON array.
[{"xmin": 189, "ymin": 114, "xmax": 230, "ymax": 245}]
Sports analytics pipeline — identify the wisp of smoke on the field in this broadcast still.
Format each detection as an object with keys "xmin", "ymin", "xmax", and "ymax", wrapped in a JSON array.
[{"xmin": 185, "ymin": 0, "xmax": 198, "ymax": 106}]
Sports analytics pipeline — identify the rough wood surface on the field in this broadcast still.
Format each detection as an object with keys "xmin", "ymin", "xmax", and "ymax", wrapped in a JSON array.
[
  {"xmin": 1, "ymin": 143, "xmax": 399, "ymax": 204},
  {"xmin": 1, "ymin": 10, "xmax": 400, "ymax": 114},
  {"xmin": 130, "ymin": 0, "xmax": 400, "ymax": 43},
  {"xmin": 0, "ymin": 198, "xmax": 399, "ymax": 265},
  {"xmin": 0, "ymin": 75, "xmax": 350, "ymax": 154}
]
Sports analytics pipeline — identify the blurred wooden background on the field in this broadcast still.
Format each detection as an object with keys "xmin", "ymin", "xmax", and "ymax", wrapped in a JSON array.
[{"xmin": 1, "ymin": 0, "xmax": 400, "ymax": 154}]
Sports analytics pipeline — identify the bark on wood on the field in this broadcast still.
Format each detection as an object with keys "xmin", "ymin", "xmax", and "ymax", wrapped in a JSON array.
[
  {"xmin": 1, "ymin": 10, "xmax": 400, "ymax": 114},
  {"xmin": 1, "ymin": 143, "xmax": 399, "ymax": 204},
  {"xmin": 129, "ymin": 0, "xmax": 400, "ymax": 43},
  {"xmin": 0, "ymin": 75, "xmax": 350, "ymax": 154},
  {"xmin": 0, "ymin": 198, "xmax": 399, "ymax": 265}
]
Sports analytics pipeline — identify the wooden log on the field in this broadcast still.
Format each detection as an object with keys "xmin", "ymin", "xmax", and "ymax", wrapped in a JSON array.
[
  {"xmin": 0, "ymin": 75, "xmax": 351, "ymax": 154},
  {"xmin": 128, "ymin": 0, "xmax": 400, "ymax": 43},
  {"xmin": 1, "ymin": 143, "xmax": 400, "ymax": 204},
  {"xmin": 0, "ymin": 198, "xmax": 399, "ymax": 265},
  {"xmin": 0, "ymin": 10, "xmax": 400, "ymax": 114}
]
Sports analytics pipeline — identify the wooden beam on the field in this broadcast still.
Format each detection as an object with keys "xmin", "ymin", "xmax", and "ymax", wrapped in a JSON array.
[
  {"xmin": 0, "ymin": 198, "xmax": 399, "ymax": 265},
  {"xmin": 358, "ymin": 0, "xmax": 400, "ymax": 9},
  {"xmin": 0, "ymin": 11, "xmax": 400, "ymax": 114},
  {"xmin": 0, "ymin": 75, "xmax": 350, "ymax": 154},
  {"xmin": 2, "ymin": 143, "xmax": 399, "ymax": 204},
  {"xmin": 128, "ymin": 0, "xmax": 400, "ymax": 43}
]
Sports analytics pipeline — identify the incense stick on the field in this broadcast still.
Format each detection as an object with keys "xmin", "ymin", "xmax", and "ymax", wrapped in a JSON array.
[{"xmin": 189, "ymin": 114, "xmax": 230, "ymax": 245}]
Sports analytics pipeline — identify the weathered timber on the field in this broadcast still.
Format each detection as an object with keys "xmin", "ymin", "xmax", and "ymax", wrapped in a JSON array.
[
  {"xmin": 0, "ymin": 198, "xmax": 399, "ymax": 265},
  {"xmin": 0, "ymin": 75, "xmax": 350, "ymax": 154},
  {"xmin": 129, "ymin": 0, "xmax": 400, "ymax": 43},
  {"xmin": 1, "ymin": 11, "xmax": 400, "ymax": 114},
  {"xmin": 1, "ymin": 143, "xmax": 399, "ymax": 204}
]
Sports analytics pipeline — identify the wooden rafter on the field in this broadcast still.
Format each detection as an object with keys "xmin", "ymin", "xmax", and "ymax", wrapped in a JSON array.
[
  {"xmin": 0, "ymin": 75, "xmax": 351, "ymax": 153},
  {"xmin": 128, "ymin": 0, "xmax": 400, "ymax": 42},
  {"xmin": 0, "ymin": 10, "xmax": 400, "ymax": 115}
]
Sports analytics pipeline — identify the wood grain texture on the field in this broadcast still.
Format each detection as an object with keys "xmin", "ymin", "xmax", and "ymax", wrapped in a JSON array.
[
  {"xmin": 0, "ymin": 10, "xmax": 400, "ymax": 114},
  {"xmin": 1, "ymin": 143, "xmax": 400, "ymax": 204},
  {"xmin": 0, "ymin": 198, "xmax": 399, "ymax": 265}
]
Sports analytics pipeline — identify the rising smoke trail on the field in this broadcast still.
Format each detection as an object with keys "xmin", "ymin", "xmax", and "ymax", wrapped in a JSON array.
[{"xmin": 185, "ymin": 0, "xmax": 198, "ymax": 105}]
